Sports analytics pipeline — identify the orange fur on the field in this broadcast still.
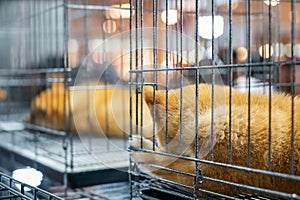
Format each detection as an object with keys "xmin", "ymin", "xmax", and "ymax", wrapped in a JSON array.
[
  {"xmin": 131, "ymin": 84, "xmax": 300, "ymax": 198},
  {"xmin": 0, "ymin": 88, "xmax": 7, "ymax": 100},
  {"xmin": 27, "ymin": 83, "xmax": 153, "ymax": 138},
  {"xmin": 26, "ymin": 82, "xmax": 70, "ymax": 131}
]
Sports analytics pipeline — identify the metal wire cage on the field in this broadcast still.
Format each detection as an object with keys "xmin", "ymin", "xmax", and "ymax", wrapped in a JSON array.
[
  {"xmin": 0, "ymin": 172, "xmax": 62, "ymax": 200},
  {"xmin": 0, "ymin": 0, "xmax": 132, "ymax": 189},
  {"xmin": 129, "ymin": 0, "xmax": 300, "ymax": 199}
]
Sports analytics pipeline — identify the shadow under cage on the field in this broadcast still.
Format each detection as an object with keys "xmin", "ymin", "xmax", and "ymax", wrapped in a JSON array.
[
  {"xmin": 129, "ymin": 0, "xmax": 300, "ymax": 199},
  {"xmin": 0, "ymin": 0, "xmax": 138, "ymax": 193}
]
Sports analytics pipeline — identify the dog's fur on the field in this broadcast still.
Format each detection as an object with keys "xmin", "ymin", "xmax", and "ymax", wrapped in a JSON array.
[
  {"xmin": 26, "ymin": 82, "xmax": 153, "ymax": 138},
  {"xmin": 131, "ymin": 84, "xmax": 300, "ymax": 197}
]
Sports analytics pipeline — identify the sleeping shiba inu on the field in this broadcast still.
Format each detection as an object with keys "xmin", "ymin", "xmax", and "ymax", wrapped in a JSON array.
[{"xmin": 131, "ymin": 84, "xmax": 300, "ymax": 198}]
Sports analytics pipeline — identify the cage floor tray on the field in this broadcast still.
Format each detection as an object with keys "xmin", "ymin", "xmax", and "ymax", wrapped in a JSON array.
[{"xmin": 0, "ymin": 129, "xmax": 129, "ymax": 188}]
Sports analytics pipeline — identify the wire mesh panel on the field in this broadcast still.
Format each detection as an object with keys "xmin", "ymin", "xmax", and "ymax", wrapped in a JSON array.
[
  {"xmin": 0, "ymin": 172, "xmax": 62, "ymax": 200},
  {"xmin": 0, "ymin": 0, "xmax": 137, "ymax": 189},
  {"xmin": 129, "ymin": 0, "xmax": 300, "ymax": 199}
]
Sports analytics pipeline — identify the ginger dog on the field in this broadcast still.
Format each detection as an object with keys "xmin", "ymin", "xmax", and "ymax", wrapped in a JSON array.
[
  {"xmin": 27, "ymin": 82, "xmax": 153, "ymax": 138},
  {"xmin": 131, "ymin": 84, "xmax": 300, "ymax": 198}
]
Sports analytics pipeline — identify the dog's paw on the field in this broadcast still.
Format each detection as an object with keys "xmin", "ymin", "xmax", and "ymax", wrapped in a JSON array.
[{"xmin": 129, "ymin": 135, "xmax": 156, "ymax": 150}]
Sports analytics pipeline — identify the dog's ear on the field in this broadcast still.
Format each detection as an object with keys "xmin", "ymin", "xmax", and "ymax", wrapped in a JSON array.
[
  {"xmin": 142, "ymin": 86, "xmax": 153, "ymax": 105},
  {"xmin": 143, "ymin": 86, "xmax": 178, "ymax": 108},
  {"xmin": 143, "ymin": 86, "xmax": 179, "ymax": 126}
]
